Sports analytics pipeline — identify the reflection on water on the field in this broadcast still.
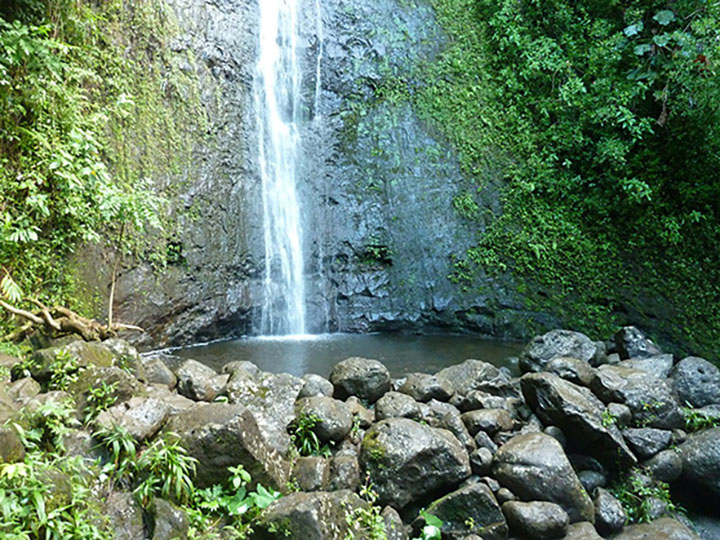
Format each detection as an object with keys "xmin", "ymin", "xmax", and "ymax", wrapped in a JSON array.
[{"xmin": 170, "ymin": 333, "xmax": 524, "ymax": 378}]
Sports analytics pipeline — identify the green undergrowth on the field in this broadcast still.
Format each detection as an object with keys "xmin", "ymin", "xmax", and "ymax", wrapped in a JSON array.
[
  {"xmin": 0, "ymin": 0, "xmax": 205, "ymax": 329},
  {"xmin": 412, "ymin": 0, "xmax": 720, "ymax": 357}
]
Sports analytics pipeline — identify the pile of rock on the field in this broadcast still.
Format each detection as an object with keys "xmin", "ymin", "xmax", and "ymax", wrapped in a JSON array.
[{"xmin": 2, "ymin": 326, "xmax": 718, "ymax": 539}]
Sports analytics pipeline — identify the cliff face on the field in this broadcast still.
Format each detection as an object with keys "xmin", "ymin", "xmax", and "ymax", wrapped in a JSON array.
[{"xmin": 94, "ymin": 0, "xmax": 555, "ymax": 349}]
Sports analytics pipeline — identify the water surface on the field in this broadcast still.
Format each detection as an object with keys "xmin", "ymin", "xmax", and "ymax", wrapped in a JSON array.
[{"xmin": 172, "ymin": 333, "xmax": 523, "ymax": 378}]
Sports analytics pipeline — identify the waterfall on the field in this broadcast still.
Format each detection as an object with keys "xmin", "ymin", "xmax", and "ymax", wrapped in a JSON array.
[{"xmin": 255, "ymin": 0, "xmax": 307, "ymax": 336}]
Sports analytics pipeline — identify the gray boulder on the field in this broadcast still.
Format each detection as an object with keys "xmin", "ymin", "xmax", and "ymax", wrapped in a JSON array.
[
  {"xmin": 423, "ymin": 399, "xmax": 476, "ymax": 453},
  {"xmin": 226, "ymin": 370, "xmax": 304, "ymax": 453},
  {"xmin": 299, "ymin": 373, "xmax": 334, "ymax": 398},
  {"xmin": 375, "ymin": 391, "xmax": 423, "ymax": 421},
  {"xmin": 593, "ymin": 488, "xmax": 626, "ymax": 536},
  {"xmin": 420, "ymin": 482, "xmax": 508, "ymax": 540},
  {"xmin": 382, "ymin": 506, "xmax": 408, "ymax": 540},
  {"xmin": 562, "ymin": 522, "xmax": 602, "ymax": 539},
  {"xmin": 176, "ymin": 360, "xmax": 224, "ymax": 402},
  {"xmin": 103, "ymin": 338, "xmax": 145, "ymax": 381},
  {"xmin": 521, "ymin": 373, "xmax": 636, "ymax": 466},
  {"xmin": 492, "ymin": 432, "xmax": 594, "ymax": 523},
  {"xmin": 150, "ymin": 498, "xmax": 189, "ymax": 540},
  {"xmin": 614, "ymin": 327, "xmax": 662, "ymax": 360},
  {"xmin": 520, "ymin": 330, "xmax": 597, "ymax": 374},
  {"xmin": 0, "ymin": 426, "xmax": 24, "ymax": 464},
  {"xmin": 141, "ymin": 356, "xmax": 177, "ymax": 389},
  {"xmin": 642, "ymin": 449, "xmax": 683, "ymax": 483},
  {"xmin": 619, "ymin": 354, "xmax": 674, "ymax": 379},
  {"xmin": 164, "ymin": 402, "xmax": 289, "ymax": 489},
  {"xmin": 70, "ymin": 366, "xmax": 143, "ymax": 416},
  {"xmin": 328, "ymin": 455, "xmax": 360, "ymax": 491},
  {"xmin": 590, "ymin": 365, "xmax": 683, "ymax": 429},
  {"xmin": 622, "ymin": 427, "xmax": 671, "ymax": 459},
  {"xmin": 545, "ymin": 357, "xmax": 595, "ymax": 387},
  {"xmin": 438, "ymin": 359, "xmax": 518, "ymax": 398},
  {"xmin": 295, "ymin": 396, "xmax": 352, "ymax": 442},
  {"xmin": 292, "ymin": 456, "xmax": 328, "ymax": 492},
  {"xmin": 503, "ymin": 501, "xmax": 569, "ymax": 540},
  {"xmin": 461, "ymin": 408, "xmax": 513, "ymax": 437},
  {"xmin": 399, "ymin": 373, "xmax": 454, "ymax": 402},
  {"xmin": 8, "ymin": 377, "xmax": 41, "ymax": 405},
  {"xmin": 31, "ymin": 341, "xmax": 114, "ymax": 381},
  {"xmin": 609, "ymin": 517, "xmax": 701, "ymax": 539},
  {"xmin": 677, "ymin": 427, "xmax": 720, "ymax": 501},
  {"xmin": 470, "ymin": 447, "xmax": 494, "ymax": 476},
  {"xmin": 104, "ymin": 492, "xmax": 145, "ymax": 540},
  {"xmin": 670, "ymin": 356, "xmax": 720, "ymax": 407},
  {"xmin": 359, "ymin": 418, "xmax": 471, "ymax": 508},
  {"xmin": 95, "ymin": 397, "xmax": 170, "ymax": 441},
  {"xmin": 257, "ymin": 490, "xmax": 366, "ymax": 539},
  {"xmin": 330, "ymin": 357, "xmax": 391, "ymax": 403},
  {"xmin": 577, "ymin": 471, "xmax": 606, "ymax": 494}
]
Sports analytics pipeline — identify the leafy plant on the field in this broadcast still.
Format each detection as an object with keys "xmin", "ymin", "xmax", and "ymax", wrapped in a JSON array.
[
  {"xmin": 611, "ymin": 468, "xmax": 683, "ymax": 523},
  {"xmin": 83, "ymin": 381, "xmax": 119, "ymax": 424},
  {"xmin": 602, "ymin": 408, "xmax": 617, "ymax": 428},
  {"xmin": 344, "ymin": 477, "xmax": 386, "ymax": 540},
  {"xmin": 412, "ymin": 510, "xmax": 443, "ymax": 540},
  {"xmin": 16, "ymin": 397, "xmax": 78, "ymax": 453},
  {"xmin": 94, "ymin": 424, "xmax": 137, "ymax": 482},
  {"xmin": 682, "ymin": 404, "xmax": 720, "ymax": 432},
  {"xmin": 47, "ymin": 349, "xmax": 80, "ymax": 391},
  {"xmin": 289, "ymin": 413, "xmax": 331, "ymax": 457},
  {"xmin": 133, "ymin": 433, "xmax": 197, "ymax": 506}
]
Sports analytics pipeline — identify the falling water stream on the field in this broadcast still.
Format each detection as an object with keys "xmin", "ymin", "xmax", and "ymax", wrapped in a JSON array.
[{"xmin": 255, "ymin": 0, "xmax": 308, "ymax": 335}]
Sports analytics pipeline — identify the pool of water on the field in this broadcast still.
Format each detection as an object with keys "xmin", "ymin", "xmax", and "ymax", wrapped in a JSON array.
[{"xmin": 169, "ymin": 333, "xmax": 524, "ymax": 378}]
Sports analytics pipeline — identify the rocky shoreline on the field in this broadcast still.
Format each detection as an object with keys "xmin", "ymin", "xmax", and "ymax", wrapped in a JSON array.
[{"xmin": 1, "ymin": 326, "xmax": 719, "ymax": 539}]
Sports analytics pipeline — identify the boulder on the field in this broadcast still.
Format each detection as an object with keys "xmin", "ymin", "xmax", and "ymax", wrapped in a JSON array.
[
  {"xmin": 609, "ymin": 517, "xmax": 701, "ymax": 539},
  {"xmin": 590, "ymin": 365, "xmax": 683, "ymax": 429},
  {"xmin": 492, "ymin": 432, "xmax": 594, "ymax": 523},
  {"xmin": 102, "ymin": 338, "xmax": 145, "ymax": 381},
  {"xmin": 295, "ymin": 396, "xmax": 352, "ymax": 443},
  {"xmin": 31, "ymin": 341, "xmax": 114, "ymax": 381},
  {"xmin": 70, "ymin": 366, "xmax": 143, "ymax": 416},
  {"xmin": 0, "ymin": 426, "xmax": 24, "ymax": 463},
  {"xmin": 359, "ymin": 418, "xmax": 471, "ymax": 508},
  {"xmin": 299, "ymin": 374, "xmax": 334, "ymax": 398},
  {"xmin": 577, "ymin": 471, "xmax": 605, "ymax": 494},
  {"xmin": 328, "ymin": 455, "xmax": 360, "ymax": 491},
  {"xmin": 95, "ymin": 397, "xmax": 170, "ymax": 441},
  {"xmin": 562, "ymin": 522, "xmax": 602, "ymax": 540},
  {"xmin": 104, "ymin": 491, "xmax": 145, "ymax": 540},
  {"xmin": 150, "ymin": 498, "xmax": 189, "ymax": 540},
  {"xmin": 614, "ymin": 327, "xmax": 662, "ymax": 360},
  {"xmin": 226, "ymin": 370, "xmax": 304, "ymax": 453},
  {"xmin": 455, "ymin": 390, "xmax": 509, "ymax": 412},
  {"xmin": 375, "ymin": 391, "xmax": 423, "ymax": 421},
  {"xmin": 257, "ymin": 490, "xmax": 366, "ymax": 539},
  {"xmin": 420, "ymin": 482, "xmax": 508, "ymax": 540},
  {"xmin": 642, "ymin": 449, "xmax": 682, "ymax": 483},
  {"xmin": 520, "ymin": 330, "xmax": 597, "ymax": 374},
  {"xmin": 503, "ymin": 501, "xmax": 569, "ymax": 540},
  {"xmin": 470, "ymin": 447, "xmax": 494, "ymax": 476},
  {"xmin": 176, "ymin": 360, "xmax": 224, "ymax": 402},
  {"xmin": 607, "ymin": 403, "xmax": 632, "ymax": 429},
  {"xmin": 7, "ymin": 377, "xmax": 41, "ymax": 405},
  {"xmin": 164, "ymin": 402, "xmax": 289, "ymax": 489},
  {"xmin": 382, "ymin": 506, "xmax": 408, "ymax": 540},
  {"xmin": 677, "ymin": 427, "xmax": 720, "ymax": 501},
  {"xmin": 345, "ymin": 396, "xmax": 375, "ymax": 428},
  {"xmin": 593, "ymin": 488, "xmax": 626, "ymax": 536},
  {"xmin": 292, "ymin": 456, "xmax": 329, "ymax": 492},
  {"xmin": 521, "ymin": 373, "xmax": 636, "ymax": 466},
  {"xmin": 330, "ymin": 357, "xmax": 391, "ymax": 403},
  {"xmin": 423, "ymin": 400, "xmax": 476, "ymax": 453},
  {"xmin": 141, "ymin": 356, "xmax": 177, "ymax": 389},
  {"xmin": 670, "ymin": 356, "xmax": 720, "ymax": 408},
  {"xmin": 622, "ymin": 428, "xmax": 671, "ymax": 459},
  {"xmin": 619, "ymin": 354, "xmax": 674, "ymax": 379},
  {"xmin": 399, "ymin": 373, "xmax": 454, "ymax": 402},
  {"xmin": 461, "ymin": 408, "xmax": 513, "ymax": 436},
  {"xmin": 545, "ymin": 357, "xmax": 595, "ymax": 387},
  {"xmin": 438, "ymin": 359, "xmax": 518, "ymax": 398}
]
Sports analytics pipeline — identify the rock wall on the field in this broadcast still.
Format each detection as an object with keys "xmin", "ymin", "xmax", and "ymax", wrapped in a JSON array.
[{"xmin": 95, "ymin": 0, "xmax": 557, "ymax": 348}]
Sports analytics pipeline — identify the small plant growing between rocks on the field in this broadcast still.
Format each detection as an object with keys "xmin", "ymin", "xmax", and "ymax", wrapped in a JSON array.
[
  {"xmin": 682, "ymin": 403, "xmax": 720, "ymax": 432},
  {"xmin": 289, "ymin": 412, "xmax": 331, "ymax": 457},
  {"xmin": 412, "ymin": 510, "xmax": 443, "ymax": 540},
  {"xmin": 601, "ymin": 408, "xmax": 617, "ymax": 427},
  {"xmin": 84, "ymin": 381, "xmax": 119, "ymax": 424},
  {"xmin": 47, "ymin": 349, "xmax": 81, "ymax": 391},
  {"xmin": 134, "ymin": 433, "xmax": 198, "ymax": 506},
  {"xmin": 16, "ymin": 397, "xmax": 78, "ymax": 453},
  {"xmin": 611, "ymin": 468, "xmax": 683, "ymax": 523},
  {"xmin": 344, "ymin": 476, "xmax": 386, "ymax": 540}
]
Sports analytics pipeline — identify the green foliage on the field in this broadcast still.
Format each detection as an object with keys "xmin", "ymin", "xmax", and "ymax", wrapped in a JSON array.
[
  {"xmin": 0, "ymin": 453, "xmax": 111, "ymax": 539},
  {"xmin": 602, "ymin": 408, "xmax": 617, "ymax": 428},
  {"xmin": 419, "ymin": 0, "xmax": 720, "ymax": 355},
  {"xmin": 94, "ymin": 423, "xmax": 137, "ymax": 482},
  {"xmin": 47, "ymin": 349, "xmax": 80, "ymax": 391},
  {"xmin": 289, "ymin": 413, "xmax": 331, "ymax": 457},
  {"xmin": 611, "ymin": 468, "xmax": 682, "ymax": 523},
  {"xmin": 0, "ymin": 0, "xmax": 204, "ymax": 330},
  {"xmin": 344, "ymin": 478, "xmax": 386, "ymax": 540},
  {"xmin": 682, "ymin": 404, "xmax": 720, "ymax": 432},
  {"xmin": 187, "ymin": 465, "xmax": 281, "ymax": 539},
  {"xmin": 411, "ymin": 510, "xmax": 443, "ymax": 540},
  {"xmin": 83, "ymin": 381, "xmax": 118, "ymax": 424},
  {"xmin": 133, "ymin": 433, "xmax": 197, "ymax": 506},
  {"xmin": 16, "ymin": 397, "xmax": 78, "ymax": 453}
]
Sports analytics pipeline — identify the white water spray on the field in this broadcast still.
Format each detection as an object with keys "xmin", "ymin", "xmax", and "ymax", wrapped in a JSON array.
[{"xmin": 255, "ymin": 0, "xmax": 306, "ymax": 335}]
